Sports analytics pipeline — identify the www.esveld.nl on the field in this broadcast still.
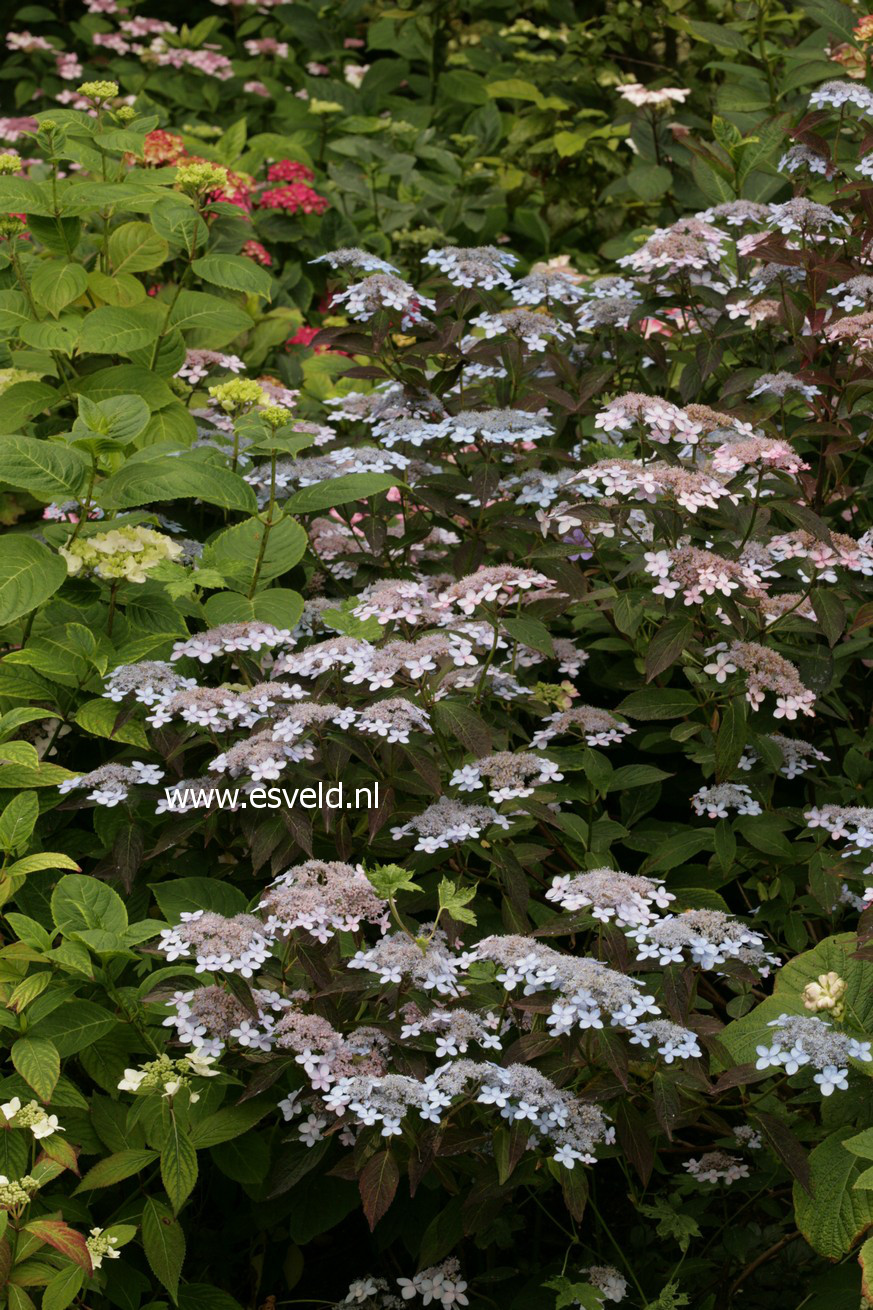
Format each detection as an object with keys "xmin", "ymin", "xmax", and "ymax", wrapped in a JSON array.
[{"xmin": 161, "ymin": 782, "xmax": 381, "ymax": 811}]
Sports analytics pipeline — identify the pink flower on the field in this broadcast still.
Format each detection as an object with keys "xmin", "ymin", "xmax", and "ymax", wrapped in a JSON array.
[
  {"xmin": 266, "ymin": 159, "xmax": 314, "ymax": 184},
  {"xmin": 258, "ymin": 183, "xmax": 329, "ymax": 215},
  {"xmin": 56, "ymin": 52, "xmax": 83, "ymax": 79},
  {"xmin": 286, "ymin": 326, "xmax": 321, "ymax": 348},
  {"xmin": 242, "ymin": 240, "xmax": 272, "ymax": 267},
  {"xmin": 244, "ymin": 38, "xmax": 289, "ymax": 58}
]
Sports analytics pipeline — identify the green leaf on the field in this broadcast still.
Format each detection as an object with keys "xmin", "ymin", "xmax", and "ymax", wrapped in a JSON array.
[
  {"xmin": 19, "ymin": 318, "xmax": 81, "ymax": 353},
  {"xmin": 431, "ymin": 701, "xmax": 491, "ymax": 756},
  {"xmin": 690, "ymin": 153, "xmax": 736, "ymax": 205},
  {"xmin": 74, "ymin": 697, "xmax": 150, "ymax": 749},
  {"xmin": 142, "ymin": 1197, "xmax": 185, "ymax": 1303},
  {"xmin": 640, "ymin": 828, "xmax": 714, "ymax": 873},
  {"xmin": 0, "ymin": 537, "xmax": 67, "ymax": 627},
  {"xmin": 29, "ymin": 1000, "xmax": 118, "ymax": 1056},
  {"xmin": 715, "ymin": 696, "xmax": 747, "ymax": 781},
  {"xmin": 802, "ymin": 0, "xmax": 859, "ymax": 43},
  {"xmin": 606, "ymin": 764, "xmax": 671, "ymax": 791},
  {"xmin": 78, "ymin": 306, "xmax": 162, "ymax": 356},
  {"xmin": 735, "ymin": 814, "xmax": 793, "ymax": 858},
  {"xmin": 202, "ymin": 588, "xmax": 304, "ymax": 629},
  {"xmin": 161, "ymin": 1117, "xmax": 199, "ymax": 1214},
  {"xmin": 167, "ymin": 290, "xmax": 252, "ymax": 348},
  {"xmin": 76, "ymin": 1148, "xmax": 159, "ymax": 1191},
  {"xmin": 189, "ymin": 1102, "xmax": 270, "ymax": 1149},
  {"xmin": 150, "ymin": 877, "xmax": 247, "ymax": 921},
  {"xmin": 42, "ymin": 1265, "xmax": 83, "ymax": 1310},
  {"xmin": 7, "ymin": 852, "xmax": 79, "ymax": 876},
  {"xmin": 365, "ymin": 863, "xmax": 422, "ymax": 899},
  {"xmin": 191, "ymin": 254, "xmax": 272, "ymax": 300},
  {"xmin": 0, "ymin": 290, "xmax": 30, "ymax": 333},
  {"xmin": 0, "ymin": 436, "xmax": 90, "ymax": 503},
  {"xmin": 75, "ymin": 393, "xmax": 151, "ymax": 443},
  {"xmin": 485, "ymin": 78, "xmax": 568, "ymax": 110},
  {"xmin": 502, "ymin": 614, "xmax": 554, "ymax": 656},
  {"xmin": 812, "ymin": 587, "xmax": 846, "ymax": 646},
  {"xmin": 683, "ymin": 18, "xmax": 747, "ymax": 49},
  {"xmin": 51, "ymin": 873, "xmax": 129, "ymax": 941},
  {"xmin": 0, "ymin": 382, "xmax": 59, "ymax": 434},
  {"xmin": 98, "ymin": 457, "xmax": 257, "ymax": 514},
  {"xmin": 627, "ymin": 163, "xmax": 673, "ymax": 200},
  {"xmin": 23, "ymin": 1219, "xmax": 92, "ymax": 1274},
  {"xmin": 284, "ymin": 473, "xmax": 402, "ymax": 512},
  {"xmin": 618, "ymin": 688, "xmax": 698, "ymax": 720},
  {"xmin": 108, "ymin": 221, "xmax": 170, "ymax": 274},
  {"xmin": 794, "ymin": 1130, "xmax": 873, "ymax": 1259},
  {"xmin": 861, "ymin": 1236, "xmax": 873, "ymax": 1305},
  {"xmin": 0, "ymin": 176, "xmax": 55, "ymax": 216},
  {"xmin": 204, "ymin": 515, "xmax": 307, "ymax": 589},
  {"xmin": 11, "ymin": 1036, "xmax": 60, "ymax": 1101},
  {"xmin": 439, "ymin": 70, "xmax": 488, "ymax": 105},
  {"xmin": 0, "ymin": 792, "xmax": 39, "ymax": 851},
  {"xmin": 30, "ymin": 262, "xmax": 88, "ymax": 317},
  {"xmin": 844, "ymin": 1129, "xmax": 873, "ymax": 1163},
  {"xmin": 437, "ymin": 876, "xmax": 477, "ymax": 926},
  {"xmin": 645, "ymin": 617, "xmax": 692, "ymax": 682},
  {"xmin": 88, "ymin": 269, "xmax": 147, "ymax": 307},
  {"xmin": 543, "ymin": 1276, "xmax": 603, "ymax": 1310},
  {"xmin": 75, "ymin": 365, "xmax": 176, "ymax": 410}
]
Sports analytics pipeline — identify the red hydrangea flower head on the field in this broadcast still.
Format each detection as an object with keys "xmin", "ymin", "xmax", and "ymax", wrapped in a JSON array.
[
  {"xmin": 258, "ymin": 183, "xmax": 329, "ymax": 216},
  {"xmin": 143, "ymin": 130, "xmax": 186, "ymax": 166},
  {"xmin": 242, "ymin": 240, "xmax": 272, "ymax": 267},
  {"xmin": 266, "ymin": 159, "xmax": 315, "ymax": 184}
]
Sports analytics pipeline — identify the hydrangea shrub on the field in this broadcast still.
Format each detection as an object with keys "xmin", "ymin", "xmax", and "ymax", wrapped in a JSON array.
[{"xmin": 0, "ymin": 6, "xmax": 873, "ymax": 1310}]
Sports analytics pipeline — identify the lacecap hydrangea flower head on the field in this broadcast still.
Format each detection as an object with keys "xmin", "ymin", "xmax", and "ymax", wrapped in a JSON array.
[{"xmin": 60, "ymin": 525, "xmax": 183, "ymax": 583}]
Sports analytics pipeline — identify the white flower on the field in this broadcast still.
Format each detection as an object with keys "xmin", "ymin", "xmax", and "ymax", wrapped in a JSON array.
[
  {"xmin": 31, "ymin": 1114, "xmax": 63, "ymax": 1139},
  {"xmin": 118, "ymin": 1068, "xmax": 148, "ymax": 1092},
  {"xmin": 813, "ymin": 1065, "xmax": 849, "ymax": 1096},
  {"xmin": 1, "ymin": 1098, "xmax": 21, "ymax": 1120}
]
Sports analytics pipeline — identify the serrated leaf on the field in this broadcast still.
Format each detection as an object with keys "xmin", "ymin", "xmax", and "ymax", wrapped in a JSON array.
[
  {"xmin": 108, "ymin": 221, "xmax": 169, "ymax": 274},
  {"xmin": 23, "ymin": 1220, "xmax": 91, "ymax": 1274},
  {"xmin": 359, "ymin": 1149, "xmax": 399, "ymax": 1230},
  {"xmin": 794, "ymin": 1130, "xmax": 873, "ymax": 1259},
  {"xmin": 284, "ymin": 473, "xmax": 401, "ymax": 513},
  {"xmin": 78, "ymin": 306, "xmax": 162, "ymax": 356},
  {"xmin": 0, "ymin": 537, "xmax": 67, "ymax": 627},
  {"xmin": 0, "ymin": 791, "xmax": 39, "ymax": 851},
  {"xmin": 76, "ymin": 1149, "xmax": 159, "ymax": 1191},
  {"xmin": 191, "ymin": 254, "xmax": 272, "ymax": 300},
  {"xmin": 30, "ymin": 262, "xmax": 88, "ymax": 317},
  {"xmin": 0, "ymin": 437, "xmax": 90, "ymax": 503},
  {"xmin": 11, "ymin": 1037, "xmax": 60, "ymax": 1101},
  {"xmin": 142, "ymin": 1197, "xmax": 185, "ymax": 1302},
  {"xmin": 161, "ymin": 1118, "xmax": 198, "ymax": 1214}
]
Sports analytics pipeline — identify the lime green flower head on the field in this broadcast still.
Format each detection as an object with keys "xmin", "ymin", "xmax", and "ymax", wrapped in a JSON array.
[
  {"xmin": 208, "ymin": 379, "xmax": 268, "ymax": 414},
  {"xmin": 0, "ymin": 369, "xmax": 43, "ymax": 395},
  {"xmin": 0, "ymin": 154, "xmax": 20, "ymax": 176},
  {"xmin": 175, "ymin": 161, "xmax": 230, "ymax": 196},
  {"xmin": 0, "ymin": 216, "xmax": 26, "ymax": 239},
  {"xmin": 60, "ymin": 525, "xmax": 183, "ymax": 584},
  {"xmin": 260, "ymin": 405, "xmax": 293, "ymax": 429},
  {"xmin": 77, "ymin": 81, "xmax": 120, "ymax": 102}
]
